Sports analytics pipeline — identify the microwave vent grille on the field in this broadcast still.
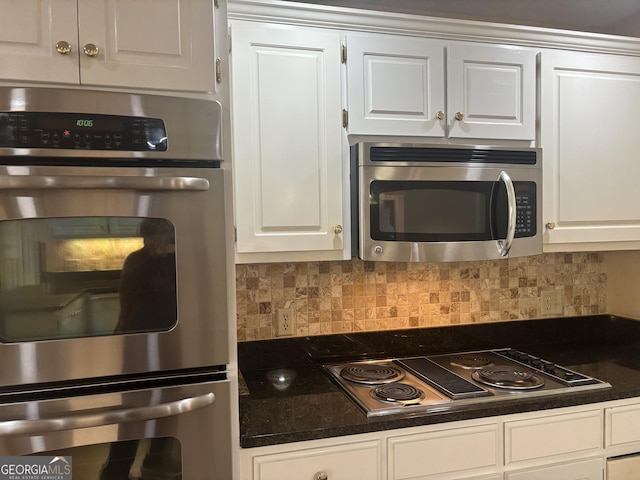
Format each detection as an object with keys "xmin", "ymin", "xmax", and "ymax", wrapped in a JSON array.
[{"xmin": 369, "ymin": 147, "xmax": 537, "ymax": 165}]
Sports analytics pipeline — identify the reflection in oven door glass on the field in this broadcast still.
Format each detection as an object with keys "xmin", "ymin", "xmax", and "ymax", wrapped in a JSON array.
[
  {"xmin": 32, "ymin": 437, "xmax": 182, "ymax": 480},
  {"xmin": 0, "ymin": 217, "xmax": 177, "ymax": 342}
]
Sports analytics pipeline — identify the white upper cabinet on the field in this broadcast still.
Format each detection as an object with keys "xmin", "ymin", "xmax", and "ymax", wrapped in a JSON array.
[
  {"xmin": 447, "ymin": 42, "xmax": 536, "ymax": 141},
  {"xmin": 345, "ymin": 33, "xmax": 537, "ymax": 141},
  {"xmin": 540, "ymin": 50, "xmax": 640, "ymax": 251},
  {"xmin": 0, "ymin": 0, "xmax": 80, "ymax": 84},
  {"xmin": 230, "ymin": 21, "xmax": 347, "ymax": 262},
  {"xmin": 0, "ymin": 0, "xmax": 218, "ymax": 93},
  {"xmin": 345, "ymin": 34, "xmax": 446, "ymax": 137}
]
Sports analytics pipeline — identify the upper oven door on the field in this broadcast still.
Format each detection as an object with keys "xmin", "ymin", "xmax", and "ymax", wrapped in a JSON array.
[
  {"xmin": 359, "ymin": 163, "xmax": 541, "ymax": 262},
  {"xmin": 0, "ymin": 165, "xmax": 229, "ymax": 387}
]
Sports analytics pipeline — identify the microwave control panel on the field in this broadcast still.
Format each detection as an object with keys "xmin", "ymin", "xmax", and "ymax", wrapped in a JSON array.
[
  {"xmin": 0, "ymin": 112, "xmax": 167, "ymax": 151},
  {"xmin": 514, "ymin": 183, "xmax": 536, "ymax": 237}
]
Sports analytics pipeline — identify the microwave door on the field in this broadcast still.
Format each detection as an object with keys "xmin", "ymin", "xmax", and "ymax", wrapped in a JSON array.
[{"xmin": 493, "ymin": 171, "xmax": 517, "ymax": 257}]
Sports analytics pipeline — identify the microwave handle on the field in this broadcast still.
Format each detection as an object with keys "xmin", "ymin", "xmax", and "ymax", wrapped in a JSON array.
[
  {"xmin": 0, "ymin": 392, "xmax": 215, "ymax": 436},
  {"xmin": 497, "ymin": 170, "xmax": 516, "ymax": 257},
  {"xmin": 0, "ymin": 175, "xmax": 210, "ymax": 191}
]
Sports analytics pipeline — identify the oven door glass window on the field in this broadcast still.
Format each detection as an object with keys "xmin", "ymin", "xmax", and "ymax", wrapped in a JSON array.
[
  {"xmin": 370, "ymin": 180, "xmax": 535, "ymax": 242},
  {"xmin": 0, "ymin": 217, "xmax": 177, "ymax": 342},
  {"xmin": 32, "ymin": 437, "xmax": 182, "ymax": 480}
]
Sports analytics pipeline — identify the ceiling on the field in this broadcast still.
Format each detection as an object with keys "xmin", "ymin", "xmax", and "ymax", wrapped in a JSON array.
[{"xmin": 288, "ymin": 0, "xmax": 640, "ymax": 37}]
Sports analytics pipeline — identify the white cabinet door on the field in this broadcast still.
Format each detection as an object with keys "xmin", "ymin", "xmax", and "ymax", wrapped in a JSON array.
[
  {"xmin": 77, "ymin": 0, "xmax": 216, "ymax": 92},
  {"xmin": 504, "ymin": 409, "xmax": 602, "ymax": 465},
  {"xmin": 0, "ymin": 0, "xmax": 79, "ymax": 84},
  {"xmin": 0, "ymin": 0, "xmax": 216, "ymax": 92},
  {"xmin": 231, "ymin": 21, "xmax": 345, "ymax": 259},
  {"xmin": 345, "ymin": 34, "xmax": 536, "ymax": 140},
  {"xmin": 447, "ymin": 42, "xmax": 536, "ymax": 140},
  {"xmin": 388, "ymin": 423, "xmax": 499, "ymax": 479},
  {"xmin": 506, "ymin": 457, "xmax": 603, "ymax": 480},
  {"xmin": 540, "ymin": 50, "xmax": 640, "ymax": 250},
  {"xmin": 253, "ymin": 440, "xmax": 381, "ymax": 480},
  {"xmin": 346, "ymin": 33, "xmax": 446, "ymax": 137}
]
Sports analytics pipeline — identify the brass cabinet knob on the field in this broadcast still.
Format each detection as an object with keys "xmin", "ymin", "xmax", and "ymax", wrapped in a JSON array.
[
  {"xmin": 435, "ymin": 110, "xmax": 445, "ymax": 120},
  {"xmin": 55, "ymin": 41, "xmax": 72, "ymax": 55},
  {"xmin": 546, "ymin": 222, "xmax": 556, "ymax": 230},
  {"xmin": 313, "ymin": 473, "xmax": 328, "ymax": 480},
  {"xmin": 455, "ymin": 112, "xmax": 464, "ymax": 121},
  {"xmin": 83, "ymin": 43, "xmax": 99, "ymax": 57},
  {"xmin": 333, "ymin": 225, "xmax": 343, "ymax": 234}
]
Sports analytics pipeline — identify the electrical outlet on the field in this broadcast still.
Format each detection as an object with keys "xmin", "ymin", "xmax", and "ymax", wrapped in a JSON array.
[
  {"xmin": 276, "ymin": 308, "xmax": 294, "ymax": 337},
  {"xmin": 541, "ymin": 289, "xmax": 563, "ymax": 315}
]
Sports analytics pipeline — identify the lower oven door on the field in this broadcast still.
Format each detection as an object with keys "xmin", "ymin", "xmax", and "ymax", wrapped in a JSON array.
[
  {"xmin": 0, "ymin": 164, "xmax": 229, "ymax": 387},
  {"xmin": 0, "ymin": 377, "xmax": 232, "ymax": 479}
]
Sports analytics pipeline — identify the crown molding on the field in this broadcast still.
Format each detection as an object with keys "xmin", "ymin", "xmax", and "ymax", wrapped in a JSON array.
[{"xmin": 228, "ymin": 0, "xmax": 640, "ymax": 56}]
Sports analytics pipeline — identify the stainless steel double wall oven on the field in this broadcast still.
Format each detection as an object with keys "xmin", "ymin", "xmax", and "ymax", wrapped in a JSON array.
[{"xmin": 0, "ymin": 87, "xmax": 232, "ymax": 479}]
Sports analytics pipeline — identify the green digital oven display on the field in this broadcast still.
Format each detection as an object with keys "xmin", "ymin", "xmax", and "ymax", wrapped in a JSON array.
[{"xmin": 75, "ymin": 119, "xmax": 94, "ymax": 128}]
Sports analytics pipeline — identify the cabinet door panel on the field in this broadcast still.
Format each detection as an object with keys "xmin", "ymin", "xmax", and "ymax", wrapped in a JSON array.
[
  {"xmin": 448, "ymin": 42, "xmax": 536, "ymax": 140},
  {"xmin": 388, "ymin": 424, "xmax": 499, "ymax": 479},
  {"xmin": 78, "ymin": 0, "xmax": 215, "ymax": 92},
  {"xmin": 346, "ymin": 34, "xmax": 446, "ymax": 136},
  {"xmin": 606, "ymin": 403, "xmax": 640, "ymax": 448},
  {"xmin": 505, "ymin": 409, "xmax": 602, "ymax": 464},
  {"xmin": 541, "ymin": 50, "xmax": 640, "ymax": 248},
  {"xmin": 253, "ymin": 441, "xmax": 381, "ymax": 480},
  {"xmin": 231, "ymin": 22, "xmax": 344, "ymax": 255},
  {"xmin": 0, "ymin": 0, "xmax": 79, "ymax": 84},
  {"xmin": 506, "ymin": 457, "xmax": 603, "ymax": 480}
]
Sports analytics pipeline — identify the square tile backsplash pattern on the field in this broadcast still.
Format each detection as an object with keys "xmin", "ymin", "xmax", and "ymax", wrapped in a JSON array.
[{"xmin": 235, "ymin": 253, "xmax": 607, "ymax": 341}]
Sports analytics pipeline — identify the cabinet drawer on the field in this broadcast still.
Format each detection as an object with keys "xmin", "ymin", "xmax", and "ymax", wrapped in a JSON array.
[
  {"xmin": 253, "ymin": 440, "xmax": 381, "ymax": 480},
  {"xmin": 607, "ymin": 454, "xmax": 640, "ymax": 479},
  {"xmin": 388, "ymin": 424, "xmax": 499, "ymax": 479},
  {"xmin": 606, "ymin": 403, "xmax": 640, "ymax": 447},
  {"xmin": 506, "ymin": 457, "xmax": 603, "ymax": 480},
  {"xmin": 505, "ymin": 409, "xmax": 602, "ymax": 464}
]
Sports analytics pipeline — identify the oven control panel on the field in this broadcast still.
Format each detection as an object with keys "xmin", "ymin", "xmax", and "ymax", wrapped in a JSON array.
[{"xmin": 0, "ymin": 112, "xmax": 167, "ymax": 151}]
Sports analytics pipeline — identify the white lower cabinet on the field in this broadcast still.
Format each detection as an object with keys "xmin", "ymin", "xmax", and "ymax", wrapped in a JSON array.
[
  {"xmin": 249, "ymin": 440, "xmax": 381, "ymax": 480},
  {"xmin": 606, "ymin": 402, "xmax": 640, "ymax": 455},
  {"xmin": 505, "ymin": 457, "xmax": 603, "ymax": 480},
  {"xmin": 388, "ymin": 423, "xmax": 499, "ymax": 479},
  {"xmin": 241, "ymin": 401, "xmax": 640, "ymax": 480},
  {"xmin": 504, "ymin": 409, "xmax": 602, "ymax": 465}
]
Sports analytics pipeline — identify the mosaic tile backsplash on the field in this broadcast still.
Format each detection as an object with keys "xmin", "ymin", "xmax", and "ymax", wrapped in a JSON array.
[{"xmin": 235, "ymin": 253, "xmax": 607, "ymax": 341}]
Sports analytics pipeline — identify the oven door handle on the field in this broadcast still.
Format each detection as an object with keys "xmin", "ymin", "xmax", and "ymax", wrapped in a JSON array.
[
  {"xmin": 0, "ymin": 175, "xmax": 210, "ymax": 191},
  {"xmin": 0, "ymin": 392, "xmax": 215, "ymax": 436},
  {"xmin": 496, "ymin": 170, "xmax": 516, "ymax": 257}
]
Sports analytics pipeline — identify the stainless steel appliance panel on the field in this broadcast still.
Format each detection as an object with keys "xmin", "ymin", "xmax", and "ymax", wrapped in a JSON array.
[
  {"xmin": 0, "ymin": 165, "xmax": 229, "ymax": 387},
  {"xmin": 355, "ymin": 142, "xmax": 542, "ymax": 263},
  {"xmin": 0, "ymin": 378, "xmax": 232, "ymax": 479},
  {"xmin": 0, "ymin": 86, "xmax": 222, "ymax": 161},
  {"xmin": 325, "ymin": 349, "xmax": 610, "ymax": 417}
]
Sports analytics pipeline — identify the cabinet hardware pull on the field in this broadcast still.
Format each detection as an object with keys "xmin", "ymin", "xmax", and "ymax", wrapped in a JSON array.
[
  {"xmin": 313, "ymin": 472, "xmax": 328, "ymax": 480},
  {"xmin": 455, "ymin": 112, "xmax": 464, "ymax": 121},
  {"xmin": 333, "ymin": 225, "xmax": 343, "ymax": 234},
  {"xmin": 83, "ymin": 43, "xmax": 99, "ymax": 57},
  {"xmin": 546, "ymin": 222, "xmax": 556, "ymax": 230},
  {"xmin": 55, "ymin": 41, "xmax": 72, "ymax": 55},
  {"xmin": 496, "ymin": 170, "xmax": 516, "ymax": 257},
  {"xmin": 0, "ymin": 175, "xmax": 210, "ymax": 192},
  {"xmin": 435, "ymin": 110, "xmax": 445, "ymax": 120},
  {"xmin": 0, "ymin": 393, "xmax": 215, "ymax": 435},
  {"xmin": 216, "ymin": 58, "xmax": 222, "ymax": 84}
]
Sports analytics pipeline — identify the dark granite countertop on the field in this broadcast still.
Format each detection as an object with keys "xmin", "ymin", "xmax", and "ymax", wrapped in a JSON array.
[{"xmin": 238, "ymin": 315, "xmax": 640, "ymax": 448}]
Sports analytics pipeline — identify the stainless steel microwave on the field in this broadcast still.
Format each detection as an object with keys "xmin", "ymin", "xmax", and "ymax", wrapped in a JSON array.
[{"xmin": 353, "ymin": 142, "xmax": 542, "ymax": 262}]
